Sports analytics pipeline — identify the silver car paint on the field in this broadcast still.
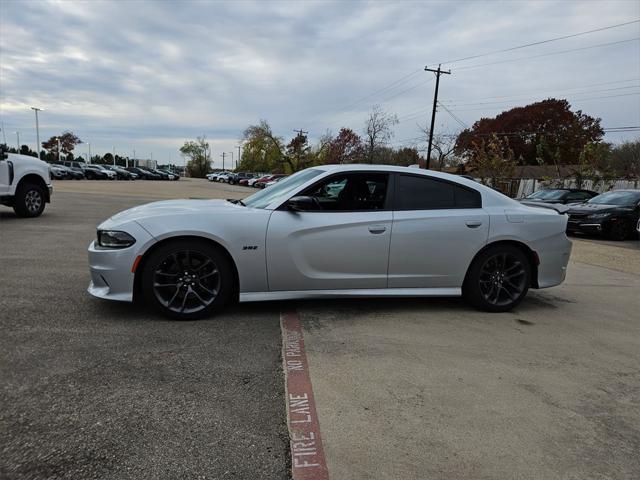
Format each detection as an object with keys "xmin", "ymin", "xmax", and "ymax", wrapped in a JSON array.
[{"xmin": 87, "ymin": 164, "xmax": 572, "ymax": 303}]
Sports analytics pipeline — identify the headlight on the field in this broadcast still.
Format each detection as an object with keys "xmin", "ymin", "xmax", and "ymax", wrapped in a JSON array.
[
  {"xmin": 587, "ymin": 213, "xmax": 612, "ymax": 219},
  {"xmin": 97, "ymin": 230, "xmax": 136, "ymax": 248}
]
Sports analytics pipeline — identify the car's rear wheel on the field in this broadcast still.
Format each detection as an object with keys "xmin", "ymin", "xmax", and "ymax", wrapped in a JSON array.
[
  {"xmin": 141, "ymin": 239, "xmax": 233, "ymax": 320},
  {"xmin": 463, "ymin": 245, "xmax": 531, "ymax": 312},
  {"xmin": 13, "ymin": 182, "xmax": 46, "ymax": 218}
]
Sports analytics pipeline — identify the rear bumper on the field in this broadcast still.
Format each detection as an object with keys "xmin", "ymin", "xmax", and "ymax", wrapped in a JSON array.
[{"xmin": 534, "ymin": 234, "xmax": 572, "ymax": 289}]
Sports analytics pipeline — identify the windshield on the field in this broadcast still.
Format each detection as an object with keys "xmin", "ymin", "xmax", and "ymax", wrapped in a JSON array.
[
  {"xmin": 587, "ymin": 191, "xmax": 640, "ymax": 206},
  {"xmin": 526, "ymin": 190, "xmax": 566, "ymax": 200},
  {"xmin": 243, "ymin": 169, "xmax": 324, "ymax": 209}
]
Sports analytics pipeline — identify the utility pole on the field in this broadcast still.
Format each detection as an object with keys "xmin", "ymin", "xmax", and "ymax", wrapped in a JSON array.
[
  {"xmin": 230, "ymin": 151, "xmax": 234, "ymax": 170},
  {"xmin": 31, "ymin": 107, "xmax": 42, "ymax": 160},
  {"xmin": 15, "ymin": 131, "xmax": 20, "ymax": 151},
  {"xmin": 133, "ymin": 148, "xmax": 136, "ymax": 167},
  {"xmin": 424, "ymin": 64, "xmax": 450, "ymax": 169},
  {"xmin": 113, "ymin": 146, "xmax": 116, "ymax": 166},
  {"xmin": 237, "ymin": 144, "xmax": 241, "ymax": 169},
  {"xmin": 220, "ymin": 152, "xmax": 226, "ymax": 171},
  {"xmin": 88, "ymin": 143, "xmax": 91, "ymax": 164},
  {"xmin": 293, "ymin": 128, "xmax": 308, "ymax": 138}
]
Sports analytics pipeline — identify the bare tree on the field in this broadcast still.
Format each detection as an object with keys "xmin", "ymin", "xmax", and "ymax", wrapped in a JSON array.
[
  {"xmin": 417, "ymin": 123, "xmax": 457, "ymax": 170},
  {"xmin": 364, "ymin": 105, "xmax": 398, "ymax": 163}
]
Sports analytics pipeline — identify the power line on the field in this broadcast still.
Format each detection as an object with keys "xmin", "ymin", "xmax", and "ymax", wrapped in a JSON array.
[
  {"xmin": 336, "ymin": 69, "xmax": 423, "ymax": 113},
  {"xmin": 441, "ymin": 85, "xmax": 640, "ymax": 107},
  {"xmin": 446, "ymin": 92, "xmax": 640, "ymax": 112},
  {"xmin": 454, "ymin": 37, "xmax": 640, "ymax": 71},
  {"xmin": 436, "ymin": 19, "xmax": 640, "ymax": 65},
  {"xmin": 440, "ymin": 78, "xmax": 640, "ymax": 104},
  {"xmin": 437, "ymin": 101, "xmax": 469, "ymax": 130}
]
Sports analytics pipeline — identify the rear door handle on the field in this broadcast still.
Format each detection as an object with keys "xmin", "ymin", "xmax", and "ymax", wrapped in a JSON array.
[
  {"xmin": 368, "ymin": 225, "xmax": 387, "ymax": 234},
  {"xmin": 465, "ymin": 221, "xmax": 482, "ymax": 228}
]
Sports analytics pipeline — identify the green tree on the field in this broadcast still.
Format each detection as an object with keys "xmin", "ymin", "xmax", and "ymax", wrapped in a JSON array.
[
  {"xmin": 467, "ymin": 134, "xmax": 516, "ymax": 186},
  {"xmin": 42, "ymin": 131, "xmax": 83, "ymax": 161},
  {"xmin": 238, "ymin": 120, "xmax": 285, "ymax": 172},
  {"xmin": 179, "ymin": 136, "xmax": 211, "ymax": 178}
]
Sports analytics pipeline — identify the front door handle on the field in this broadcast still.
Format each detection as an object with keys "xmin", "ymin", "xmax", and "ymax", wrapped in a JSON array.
[
  {"xmin": 368, "ymin": 225, "xmax": 387, "ymax": 234},
  {"xmin": 465, "ymin": 220, "xmax": 482, "ymax": 228}
]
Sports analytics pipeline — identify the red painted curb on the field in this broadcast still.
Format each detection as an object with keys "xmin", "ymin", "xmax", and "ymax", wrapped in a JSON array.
[{"xmin": 281, "ymin": 310, "xmax": 330, "ymax": 480}]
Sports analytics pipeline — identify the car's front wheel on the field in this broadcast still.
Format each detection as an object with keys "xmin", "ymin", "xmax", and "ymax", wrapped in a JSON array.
[
  {"xmin": 141, "ymin": 239, "xmax": 233, "ymax": 320},
  {"xmin": 463, "ymin": 245, "xmax": 531, "ymax": 312},
  {"xmin": 13, "ymin": 182, "xmax": 46, "ymax": 218},
  {"xmin": 606, "ymin": 219, "xmax": 631, "ymax": 241}
]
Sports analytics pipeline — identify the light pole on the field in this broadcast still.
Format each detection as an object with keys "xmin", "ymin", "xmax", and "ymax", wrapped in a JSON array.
[
  {"xmin": 87, "ymin": 143, "xmax": 91, "ymax": 164},
  {"xmin": 113, "ymin": 146, "xmax": 116, "ymax": 166},
  {"xmin": 237, "ymin": 144, "xmax": 242, "ymax": 169},
  {"xmin": 30, "ymin": 107, "xmax": 43, "ymax": 160},
  {"xmin": 14, "ymin": 131, "xmax": 20, "ymax": 151}
]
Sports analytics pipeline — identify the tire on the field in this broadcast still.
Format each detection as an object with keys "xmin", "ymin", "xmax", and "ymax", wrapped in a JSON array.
[
  {"xmin": 141, "ymin": 239, "xmax": 234, "ymax": 320},
  {"xmin": 606, "ymin": 220, "xmax": 630, "ymax": 241},
  {"xmin": 13, "ymin": 182, "xmax": 46, "ymax": 218},
  {"xmin": 463, "ymin": 245, "xmax": 531, "ymax": 312}
]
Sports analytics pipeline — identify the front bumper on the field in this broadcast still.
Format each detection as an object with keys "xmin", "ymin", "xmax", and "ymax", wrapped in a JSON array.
[
  {"xmin": 567, "ymin": 219, "xmax": 604, "ymax": 235},
  {"xmin": 87, "ymin": 223, "xmax": 155, "ymax": 302}
]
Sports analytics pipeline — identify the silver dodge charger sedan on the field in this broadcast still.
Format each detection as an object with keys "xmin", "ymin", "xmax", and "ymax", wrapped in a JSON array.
[{"xmin": 87, "ymin": 164, "xmax": 572, "ymax": 319}]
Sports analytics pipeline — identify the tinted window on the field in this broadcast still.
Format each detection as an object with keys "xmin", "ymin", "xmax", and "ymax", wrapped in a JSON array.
[
  {"xmin": 396, "ymin": 175, "xmax": 480, "ymax": 210},
  {"xmin": 566, "ymin": 192, "xmax": 591, "ymax": 202},
  {"xmin": 300, "ymin": 172, "xmax": 389, "ymax": 211}
]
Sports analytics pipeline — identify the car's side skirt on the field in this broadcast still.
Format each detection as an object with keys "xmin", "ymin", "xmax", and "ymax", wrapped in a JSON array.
[{"xmin": 239, "ymin": 287, "xmax": 462, "ymax": 303}]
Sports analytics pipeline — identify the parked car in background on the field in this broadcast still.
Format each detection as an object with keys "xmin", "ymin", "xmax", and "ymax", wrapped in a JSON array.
[
  {"xmin": 228, "ymin": 172, "xmax": 253, "ymax": 185},
  {"xmin": 61, "ymin": 164, "xmax": 84, "ymax": 179},
  {"xmin": 158, "ymin": 169, "xmax": 179, "ymax": 180},
  {"xmin": 1, "ymin": 148, "xmax": 53, "ymax": 217},
  {"xmin": 566, "ymin": 190, "xmax": 640, "ymax": 240},
  {"xmin": 104, "ymin": 165, "xmax": 136, "ymax": 180},
  {"xmin": 257, "ymin": 174, "xmax": 286, "ymax": 188},
  {"xmin": 248, "ymin": 175, "xmax": 269, "ymax": 187},
  {"xmin": 87, "ymin": 164, "xmax": 572, "ymax": 319},
  {"xmin": 264, "ymin": 175, "xmax": 288, "ymax": 188},
  {"xmin": 50, "ymin": 164, "xmax": 69, "ymax": 180},
  {"xmin": 520, "ymin": 188, "xmax": 597, "ymax": 205},
  {"xmin": 217, "ymin": 172, "xmax": 232, "ymax": 183},
  {"xmin": 207, "ymin": 172, "xmax": 225, "ymax": 181},
  {"xmin": 83, "ymin": 165, "xmax": 115, "ymax": 180},
  {"xmin": 126, "ymin": 167, "xmax": 160, "ymax": 180}
]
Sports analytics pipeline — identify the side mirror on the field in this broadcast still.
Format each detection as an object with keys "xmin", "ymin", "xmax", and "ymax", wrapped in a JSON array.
[{"xmin": 287, "ymin": 196, "xmax": 317, "ymax": 212}]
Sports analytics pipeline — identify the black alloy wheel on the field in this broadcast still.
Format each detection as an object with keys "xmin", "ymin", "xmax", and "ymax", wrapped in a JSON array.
[
  {"xmin": 142, "ymin": 240, "xmax": 233, "ymax": 319},
  {"xmin": 464, "ymin": 245, "xmax": 531, "ymax": 312}
]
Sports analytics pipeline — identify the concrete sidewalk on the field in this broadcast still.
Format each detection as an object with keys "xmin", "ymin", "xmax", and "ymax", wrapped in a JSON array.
[{"xmin": 298, "ymin": 240, "xmax": 640, "ymax": 479}]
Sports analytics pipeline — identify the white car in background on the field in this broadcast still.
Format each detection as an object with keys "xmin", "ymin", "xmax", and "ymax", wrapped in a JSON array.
[{"xmin": 87, "ymin": 164, "xmax": 572, "ymax": 319}]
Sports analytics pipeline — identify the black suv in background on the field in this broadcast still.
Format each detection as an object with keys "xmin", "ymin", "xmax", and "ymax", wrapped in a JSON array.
[{"xmin": 227, "ymin": 172, "xmax": 253, "ymax": 185}]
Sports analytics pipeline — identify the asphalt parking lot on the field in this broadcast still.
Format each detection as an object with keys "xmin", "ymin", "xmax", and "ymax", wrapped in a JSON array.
[
  {"xmin": 0, "ymin": 180, "xmax": 289, "ymax": 480},
  {"xmin": 1, "ymin": 178, "xmax": 639, "ymax": 479}
]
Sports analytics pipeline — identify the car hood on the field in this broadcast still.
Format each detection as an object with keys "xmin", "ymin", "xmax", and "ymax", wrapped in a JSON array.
[
  {"xmin": 105, "ymin": 199, "xmax": 245, "ymax": 225},
  {"xmin": 567, "ymin": 203, "xmax": 629, "ymax": 214}
]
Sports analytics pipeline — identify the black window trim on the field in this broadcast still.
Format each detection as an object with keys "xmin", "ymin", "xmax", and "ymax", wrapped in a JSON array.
[
  {"xmin": 278, "ymin": 170, "xmax": 394, "ymax": 212},
  {"xmin": 392, "ymin": 172, "xmax": 483, "ymax": 211}
]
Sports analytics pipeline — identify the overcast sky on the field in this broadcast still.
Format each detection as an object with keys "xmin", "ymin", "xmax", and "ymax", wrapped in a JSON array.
[{"xmin": 1, "ymin": 0, "xmax": 639, "ymax": 168}]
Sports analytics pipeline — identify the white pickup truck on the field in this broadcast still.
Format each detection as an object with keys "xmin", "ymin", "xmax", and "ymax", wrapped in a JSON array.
[{"xmin": 0, "ymin": 148, "xmax": 53, "ymax": 217}]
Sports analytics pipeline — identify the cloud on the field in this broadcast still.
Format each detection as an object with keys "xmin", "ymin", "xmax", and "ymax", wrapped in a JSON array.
[{"xmin": 1, "ymin": 0, "xmax": 638, "ymax": 166}]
